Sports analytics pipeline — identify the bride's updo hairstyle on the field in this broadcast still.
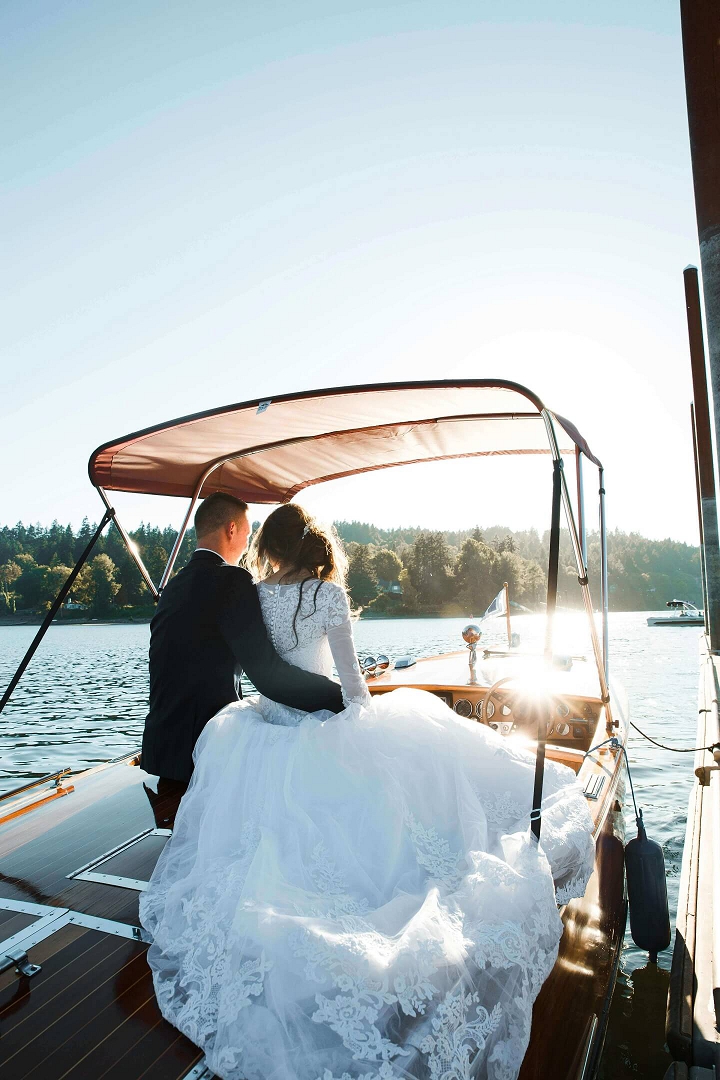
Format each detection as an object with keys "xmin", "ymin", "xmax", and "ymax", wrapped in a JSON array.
[
  {"xmin": 247, "ymin": 503, "xmax": 347, "ymax": 587},
  {"xmin": 247, "ymin": 505, "xmax": 348, "ymax": 648}
]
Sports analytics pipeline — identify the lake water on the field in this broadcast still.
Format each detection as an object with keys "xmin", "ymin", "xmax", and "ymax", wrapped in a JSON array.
[{"xmin": 0, "ymin": 612, "xmax": 700, "ymax": 1077}]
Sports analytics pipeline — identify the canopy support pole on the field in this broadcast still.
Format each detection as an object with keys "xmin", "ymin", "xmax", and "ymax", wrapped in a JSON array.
[
  {"xmin": 599, "ymin": 469, "xmax": 609, "ymax": 683},
  {"xmin": 544, "ymin": 459, "xmax": 563, "ymax": 662},
  {"xmin": 159, "ymin": 496, "xmax": 198, "ymax": 591},
  {"xmin": 532, "ymin": 457, "xmax": 562, "ymax": 844},
  {"xmin": 96, "ymin": 488, "xmax": 159, "ymax": 602},
  {"xmin": 0, "ymin": 509, "xmax": 113, "ymax": 717},
  {"xmin": 576, "ymin": 447, "xmax": 587, "ymax": 566},
  {"xmin": 542, "ymin": 411, "xmax": 611, "ymax": 713},
  {"xmin": 158, "ymin": 457, "xmax": 234, "ymax": 590},
  {"xmin": 159, "ymin": 501, "xmax": 195, "ymax": 591}
]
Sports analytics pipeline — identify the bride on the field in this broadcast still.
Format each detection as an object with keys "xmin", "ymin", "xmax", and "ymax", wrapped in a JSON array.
[{"xmin": 140, "ymin": 504, "xmax": 595, "ymax": 1080}]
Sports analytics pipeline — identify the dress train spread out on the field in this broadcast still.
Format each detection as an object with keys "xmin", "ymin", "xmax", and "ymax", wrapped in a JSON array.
[{"xmin": 140, "ymin": 685, "xmax": 595, "ymax": 1080}]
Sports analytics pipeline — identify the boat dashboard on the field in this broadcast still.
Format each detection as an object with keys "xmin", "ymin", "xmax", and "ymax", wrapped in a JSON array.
[{"xmin": 365, "ymin": 648, "xmax": 605, "ymax": 754}]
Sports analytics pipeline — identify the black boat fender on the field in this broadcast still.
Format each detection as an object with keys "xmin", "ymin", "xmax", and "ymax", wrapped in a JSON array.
[{"xmin": 625, "ymin": 809, "xmax": 671, "ymax": 963}]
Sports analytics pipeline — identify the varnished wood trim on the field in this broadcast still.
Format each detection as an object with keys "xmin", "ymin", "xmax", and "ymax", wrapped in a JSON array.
[{"xmin": 0, "ymin": 786, "xmax": 75, "ymax": 827}]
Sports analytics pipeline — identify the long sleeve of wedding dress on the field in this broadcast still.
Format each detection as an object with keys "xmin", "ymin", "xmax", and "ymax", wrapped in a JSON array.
[
  {"xmin": 140, "ymin": 579, "xmax": 596, "ymax": 1080},
  {"xmin": 324, "ymin": 588, "xmax": 371, "ymax": 706}
]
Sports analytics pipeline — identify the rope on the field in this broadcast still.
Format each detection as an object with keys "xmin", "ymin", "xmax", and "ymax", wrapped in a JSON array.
[
  {"xmin": 629, "ymin": 719, "xmax": 719, "ymax": 754},
  {"xmin": 585, "ymin": 723, "xmax": 719, "ymax": 833}
]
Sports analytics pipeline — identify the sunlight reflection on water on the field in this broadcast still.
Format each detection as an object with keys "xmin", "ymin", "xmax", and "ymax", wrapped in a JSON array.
[{"xmin": 0, "ymin": 611, "xmax": 700, "ymax": 1077}]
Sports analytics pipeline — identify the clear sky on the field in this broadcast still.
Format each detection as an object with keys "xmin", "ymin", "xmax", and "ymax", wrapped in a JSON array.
[{"xmin": 1, "ymin": 1, "xmax": 702, "ymax": 543}]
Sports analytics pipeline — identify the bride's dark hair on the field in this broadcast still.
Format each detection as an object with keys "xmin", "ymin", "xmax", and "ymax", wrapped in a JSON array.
[
  {"xmin": 247, "ymin": 504, "xmax": 347, "ymax": 585},
  {"xmin": 247, "ymin": 504, "xmax": 348, "ymax": 646}
]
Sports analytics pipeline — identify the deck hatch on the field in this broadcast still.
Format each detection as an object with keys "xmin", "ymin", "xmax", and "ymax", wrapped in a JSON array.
[
  {"xmin": 0, "ymin": 909, "xmax": 66, "ymax": 958},
  {"xmin": 67, "ymin": 826, "xmax": 171, "ymax": 892},
  {"xmin": 0, "ymin": 898, "xmax": 150, "ymax": 954},
  {"xmin": 0, "ymin": 898, "xmax": 68, "ymax": 961}
]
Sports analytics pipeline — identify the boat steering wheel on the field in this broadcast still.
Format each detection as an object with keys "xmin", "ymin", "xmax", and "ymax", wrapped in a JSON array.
[{"xmin": 480, "ymin": 677, "xmax": 548, "ymax": 731}]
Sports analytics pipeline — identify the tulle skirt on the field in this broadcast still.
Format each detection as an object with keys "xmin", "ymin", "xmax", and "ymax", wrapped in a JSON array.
[{"xmin": 140, "ymin": 688, "xmax": 595, "ymax": 1080}]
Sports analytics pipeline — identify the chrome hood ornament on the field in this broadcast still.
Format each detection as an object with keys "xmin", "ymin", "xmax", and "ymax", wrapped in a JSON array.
[{"xmin": 462, "ymin": 624, "xmax": 482, "ymax": 684}]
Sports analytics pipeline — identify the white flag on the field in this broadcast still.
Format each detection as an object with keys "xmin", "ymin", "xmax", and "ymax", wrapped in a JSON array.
[{"xmin": 480, "ymin": 587, "xmax": 507, "ymax": 622}]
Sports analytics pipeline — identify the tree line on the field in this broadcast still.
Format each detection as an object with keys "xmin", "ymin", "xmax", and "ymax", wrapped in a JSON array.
[
  {"xmin": 0, "ymin": 521, "xmax": 194, "ymax": 618},
  {"xmin": 0, "ymin": 518, "xmax": 702, "ymax": 619}
]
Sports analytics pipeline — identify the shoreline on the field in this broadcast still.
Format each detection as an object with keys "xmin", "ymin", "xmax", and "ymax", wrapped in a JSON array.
[
  {"xmin": 0, "ymin": 616, "xmax": 153, "ymax": 627},
  {"xmin": 0, "ymin": 608, "xmax": 665, "ymax": 626}
]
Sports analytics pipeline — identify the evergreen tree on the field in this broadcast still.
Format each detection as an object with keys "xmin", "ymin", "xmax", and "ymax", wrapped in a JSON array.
[
  {"xmin": 89, "ymin": 554, "xmax": 120, "ymax": 614},
  {"xmin": 346, "ymin": 543, "xmax": 378, "ymax": 607},
  {"xmin": 454, "ymin": 539, "xmax": 500, "ymax": 613},
  {"xmin": 406, "ymin": 532, "xmax": 455, "ymax": 612},
  {"xmin": 371, "ymin": 548, "xmax": 402, "ymax": 586},
  {"xmin": 74, "ymin": 518, "xmax": 95, "ymax": 560}
]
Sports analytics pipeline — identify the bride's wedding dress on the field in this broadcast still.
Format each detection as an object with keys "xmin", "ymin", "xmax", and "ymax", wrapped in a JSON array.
[{"xmin": 140, "ymin": 580, "xmax": 595, "ymax": 1080}]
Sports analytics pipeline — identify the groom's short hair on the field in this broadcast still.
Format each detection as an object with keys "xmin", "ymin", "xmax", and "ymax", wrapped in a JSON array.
[{"xmin": 195, "ymin": 492, "xmax": 248, "ymax": 539}]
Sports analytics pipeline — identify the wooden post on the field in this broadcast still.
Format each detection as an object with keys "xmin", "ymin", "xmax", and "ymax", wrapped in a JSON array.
[
  {"xmin": 684, "ymin": 267, "xmax": 720, "ymax": 650},
  {"xmin": 504, "ymin": 581, "xmax": 511, "ymax": 646},
  {"xmin": 681, "ymin": 3, "xmax": 720, "ymax": 651},
  {"xmin": 691, "ymin": 405, "xmax": 709, "ymax": 631},
  {"xmin": 681, "ymin": 0, "xmax": 720, "ymax": 450}
]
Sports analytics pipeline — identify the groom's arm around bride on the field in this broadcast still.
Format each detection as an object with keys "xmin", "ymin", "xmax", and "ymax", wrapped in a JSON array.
[{"xmin": 140, "ymin": 493, "xmax": 344, "ymax": 784}]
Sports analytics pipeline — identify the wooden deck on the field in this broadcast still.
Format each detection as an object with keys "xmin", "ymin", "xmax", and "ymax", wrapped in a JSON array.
[{"xmin": 0, "ymin": 921, "xmax": 203, "ymax": 1079}]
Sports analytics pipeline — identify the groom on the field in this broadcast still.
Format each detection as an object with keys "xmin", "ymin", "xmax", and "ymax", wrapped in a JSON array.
[{"xmin": 140, "ymin": 492, "xmax": 344, "ymax": 785}]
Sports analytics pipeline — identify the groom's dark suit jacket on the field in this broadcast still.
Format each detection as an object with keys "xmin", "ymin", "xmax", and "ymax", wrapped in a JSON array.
[{"xmin": 141, "ymin": 549, "xmax": 344, "ymax": 782}]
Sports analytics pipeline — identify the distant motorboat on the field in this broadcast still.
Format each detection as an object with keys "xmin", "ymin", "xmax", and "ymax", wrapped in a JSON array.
[{"xmin": 647, "ymin": 599, "xmax": 704, "ymax": 626}]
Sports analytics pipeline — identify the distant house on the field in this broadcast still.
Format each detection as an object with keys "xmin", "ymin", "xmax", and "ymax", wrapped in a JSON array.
[
  {"xmin": 64, "ymin": 600, "xmax": 89, "ymax": 610},
  {"xmin": 377, "ymin": 579, "xmax": 403, "ymax": 595}
]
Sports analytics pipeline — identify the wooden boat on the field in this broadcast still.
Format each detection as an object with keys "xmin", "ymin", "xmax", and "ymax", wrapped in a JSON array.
[{"xmin": 0, "ymin": 380, "xmax": 628, "ymax": 1080}]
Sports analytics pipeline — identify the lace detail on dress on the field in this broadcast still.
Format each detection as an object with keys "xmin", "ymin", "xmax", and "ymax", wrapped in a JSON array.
[
  {"xmin": 405, "ymin": 812, "xmax": 464, "ymax": 890},
  {"xmin": 257, "ymin": 579, "xmax": 341, "ymax": 657},
  {"xmin": 140, "ymin": 820, "xmax": 264, "ymax": 1055},
  {"xmin": 319, "ymin": 1064, "xmax": 396, "ymax": 1080},
  {"xmin": 419, "ymin": 988, "xmax": 503, "ymax": 1080},
  {"xmin": 289, "ymin": 844, "xmax": 443, "ymax": 1067},
  {"xmin": 301, "ymin": 842, "xmax": 371, "ymax": 922},
  {"xmin": 482, "ymin": 792, "xmax": 524, "ymax": 829},
  {"xmin": 472, "ymin": 922, "xmax": 531, "ymax": 970},
  {"xmin": 555, "ymin": 871, "xmax": 591, "ymax": 907},
  {"xmin": 257, "ymin": 580, "xmax": 370, "ymax": 711}
]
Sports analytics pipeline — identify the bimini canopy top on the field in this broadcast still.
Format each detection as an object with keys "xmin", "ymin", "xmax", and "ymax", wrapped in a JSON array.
[{"xmin": 89, "ymin": 380, "xmax": 601, "ymax": 504}]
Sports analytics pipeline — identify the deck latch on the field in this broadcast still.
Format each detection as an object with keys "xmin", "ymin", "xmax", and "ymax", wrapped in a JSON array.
[{"xmin": 2, "ymin": 946, "xmax": 41, "ymax": 978}]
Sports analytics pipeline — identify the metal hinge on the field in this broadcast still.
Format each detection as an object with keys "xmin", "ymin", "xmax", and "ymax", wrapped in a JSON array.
[
  {"xmin": 182, "ymin": 1059, "xmax": 214, "ymax": 1079},
  {"xmin": 1, "ymin": 946, "xmax": 41, "ymax": 978}
]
